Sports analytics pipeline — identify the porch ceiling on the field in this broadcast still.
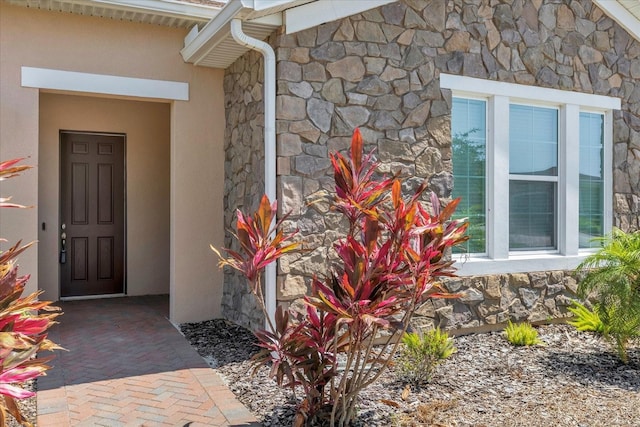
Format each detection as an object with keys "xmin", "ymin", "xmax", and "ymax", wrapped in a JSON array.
[{"xmin": 3, "ymin": 0, "xmax": 222, "ymax": 28}]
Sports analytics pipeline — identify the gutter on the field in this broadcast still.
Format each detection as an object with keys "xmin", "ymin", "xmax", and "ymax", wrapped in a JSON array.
[{"xmin": 229, "ymin": 18, "xmax": 277, "ymax": 331}]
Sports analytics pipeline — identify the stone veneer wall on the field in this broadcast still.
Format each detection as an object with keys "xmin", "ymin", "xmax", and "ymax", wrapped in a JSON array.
[
  {"xmin": 224, "ymin": 0, "xmax": 640, "ymax": 330},
  {"xmin": 222, "ymin": 49, "xmax": 267, "ymax": 330}
]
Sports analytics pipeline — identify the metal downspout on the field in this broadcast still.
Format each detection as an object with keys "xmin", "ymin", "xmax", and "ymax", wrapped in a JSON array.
[{"xmin": 230, "ymin": 18, "xmax": 277, "ymax": 330}]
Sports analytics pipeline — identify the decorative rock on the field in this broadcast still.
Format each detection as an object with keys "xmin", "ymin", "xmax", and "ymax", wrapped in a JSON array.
[
  {"xmin": 428, "ymin": 172, "xmax": 453, "ymax": 198},
  {"xmin": 413, "ymin": 30, "xmax": 445, "ymax": 47},
  {"xmin": 277, "ymin": 133, "xmax": 302, "ymax": 156},
  {"xmin": 356, "ymin": 76, "xmax": 391, "ymax": 95},
  {"xmin": 415, "ymin": 147, "xmax": 443, "ymax": 176},
  {"xmin": 307, "ymin": 98, "xmax": 334, "ymax": 132},
  {"xmin": 279, "ymin": 176, "xmax": 304, "ymax": 216},
  {"xmin": 380, "ymin": 65, "xmax": 407, "ymax": 81},
  {"xmin": 322, "ymin": 78, "xmax": 346, "ymax": 104},
  {"xmin": 310, "ymin": 42, "xmax": 346, "ymax": 61},
  {"xmin": 347, "ymin": 93, "xmax": 368, "ymax": 105},
  {"xmin": 334, "ymin": 19, "xmax": 354, "ymax": 41},
  {"xmin": 288, "ymin": 81, "xmax": 313, "ymax": 99},
  {"xmin": 397, "ymin": 29, "xmax": 415, "ymax": 45},
  {"xmin": 374, "ymin": 94, "xmax": 402, "ymax": 111},
  {"xmin": 493, "ymin": 4, "xmax": 515, "ymax": 31},
  {"xmin": 485, "ymin": 276, "xmax": 502, "ymax": 298},
  {"xmin": 426, "ymin": 116, "xmax": 450, "ymax": 147},
  {"xmin": 289, "ymin": 120, "xmax": 321, "ymax": 143},
  {"xmin": 277, "ymin": 275, "xmax": 308, "ymax": 299},
  {"xmin": 276, "ymin": 95, "xmax": 306, "ymax": 120},
  {"xmin": 302, "ymin": 62, "xmax": 327, "ymax": 82},
  {"xmin": 460, "ymin": 287, "xmax": 484, "ymax": 304},
  {"xmin": 354, "ymin": 21, "xmax": 387, "ymax": 43},
  {"xmin": 364, "ymin": 57, "xmax": 386, "ymax": 75},
  {"xmin": 423, "ymin": 0, "xmax": 446, "ymax": 32},
  {"xmin": 293, "ymin": 155, "xmax": 332, "ymax": 178},
  {"xmin": 336, "ymin": 106, "xmax": 371, "ymax": 129},
  {"xmin": 378, "ymin": 139, "xmax": 413, "ymax": 162},
  {"xmin": 402, "ymin": 101, "xmax": 430, "ymax": 127},
  {"xmin": 289, "ymin": 47, "xmax": 310, "ymax": 64},
  {"xmin": 326, "ymin": 56, "xmax": 366, "ymax": 82},
  {"xmin": 519, "ymin": 288, "xmax": 540, "ymax": 309},
  {"xmin": 278, "ymin": 61, "xmax": 302, "ymax": 82},
  {"xmin": 578, "ymin": 45, "xmax": 603, "ymax": 64}
]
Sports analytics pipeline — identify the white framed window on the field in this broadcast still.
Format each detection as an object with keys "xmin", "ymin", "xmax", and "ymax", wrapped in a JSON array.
[{"xmin": 442, "ymin": 74, "xmax": 620, "ymax": 275}]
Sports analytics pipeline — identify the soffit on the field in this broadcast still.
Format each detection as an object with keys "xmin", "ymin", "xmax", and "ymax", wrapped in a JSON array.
[
  {"xmin": 618, "ymin": 0, "xmax": 640, "ymax": 21},
  {"xmin": 2, "ymin": 0, "xmax": 222, "ymax": 28},
  {"xmin": 181, "ymin": 0, "xmax": 314, "ymax": 69}
]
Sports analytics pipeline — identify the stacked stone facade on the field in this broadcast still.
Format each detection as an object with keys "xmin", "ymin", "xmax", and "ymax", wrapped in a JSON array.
[
  {"xmin": 224, "ymin": 0, "xmax": 640, "ymax": 331},
  {"xmin": 222, "ymin": 49, "xmax": 267, "ymax": 329}
]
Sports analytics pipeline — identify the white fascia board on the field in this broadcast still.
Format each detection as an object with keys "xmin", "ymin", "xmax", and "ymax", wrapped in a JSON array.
[
  {"xmin": 593, "ymin": 0, "xmax": 640, "ymax": 42},
  {"xmin": 440, "ymin": 73, "xmax": 621, "ymax": 110},
  {"xmin": 253, "ymin": 0, "xmax": 297, "ymax": 11},
  {"xmin": 21, "ymin": 67, "xmax": 189, "ymax": 101},
  {"xmin": 181, "ymin": 0, "xmax": 246, "ymax": 63},
  {"xmin": 64, "ymin": 0, "xmax": 221, "ymax": 20},
  {"xmin": 284, "ymin": 0, "xmax": 397, "ymax": 34},
  {"xmin": 249, "ymin": 13, "xmax": 283, "ymax": 27}
]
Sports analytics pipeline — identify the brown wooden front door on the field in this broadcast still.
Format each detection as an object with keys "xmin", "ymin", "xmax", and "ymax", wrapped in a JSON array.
[{"xmin": 60, "ymin": 132, "xmax": 125, "ymax": 297}]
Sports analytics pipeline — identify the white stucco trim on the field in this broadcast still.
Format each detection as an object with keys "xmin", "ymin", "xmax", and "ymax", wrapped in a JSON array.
[
  {"xmin": 284, "ymin": 0, "xmax": 397, "ymax": 34},
  {"xmin": 441, "ymin": 73, "xmax": 621, "ymax": 110},
  {"xmin": 21, "ymin": 67, "xmax": 189, "ymax": 101}
]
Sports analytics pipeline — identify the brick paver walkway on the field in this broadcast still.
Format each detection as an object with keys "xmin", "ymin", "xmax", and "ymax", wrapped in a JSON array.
[{"xmin": 37, "ymin": 295, "xmax": 259, "ymax": 426}]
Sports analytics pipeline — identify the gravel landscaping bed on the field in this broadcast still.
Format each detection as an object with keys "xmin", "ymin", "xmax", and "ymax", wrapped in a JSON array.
[
  {"xmin": 7, "ymin": 381, "xmax": 36, "ymax": 427},
  {"xmin": 181, "ymin": 320, "xmax": 639, "ymax": 426}
]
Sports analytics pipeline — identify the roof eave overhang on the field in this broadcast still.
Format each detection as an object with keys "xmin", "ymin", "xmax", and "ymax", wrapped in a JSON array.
[
  {"xmin": 180, "ymin": 0, "xmax": 248, "ymax": 66},
  {"xmin": 90, "ymin": 0, "xmax": 221, "ymax": 20},
  {"xmin": 180, "ymin": 0, "xmax": 316, "ymax": 69}
]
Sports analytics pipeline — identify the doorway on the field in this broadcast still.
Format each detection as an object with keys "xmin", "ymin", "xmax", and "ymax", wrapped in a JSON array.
[{"xmin": 59, "ymin": 131, "xmax": 126, "ymax": 297}]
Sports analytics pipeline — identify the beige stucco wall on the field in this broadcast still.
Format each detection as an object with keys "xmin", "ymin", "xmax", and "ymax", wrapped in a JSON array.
[
  {"xmin": 0, "ymin": 3, "xmax": 226, "ymax": 323},
  {"xmin": 39, "ymin": 93, "xmax": 171, "ymax": 298}
]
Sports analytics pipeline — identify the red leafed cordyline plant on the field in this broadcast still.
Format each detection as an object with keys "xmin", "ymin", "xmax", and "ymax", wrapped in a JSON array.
[
  {"xmin": 0, "ymin": 158, "xmax": 62, "ymax": 426},
  {"xmin": 215, "ymin": 129, "xmax": 468, "ymax": 426}
]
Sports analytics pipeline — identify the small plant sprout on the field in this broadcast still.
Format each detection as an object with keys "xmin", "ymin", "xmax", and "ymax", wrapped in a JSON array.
[
  {"xmin": 504, "ymin": 321, "xmax": 541, "ymax": 346},
  {"xmin": 567, "ymin": 301, "xmax": 605, "ymax": 334},
  {"xmin": 398, "ymin": 328, "xmax": 456, "ymax": 386}
]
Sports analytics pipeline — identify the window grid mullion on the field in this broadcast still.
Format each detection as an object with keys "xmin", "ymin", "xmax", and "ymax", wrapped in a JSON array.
[
  {"xmin": 489, "ymin": 95, "xmax": 510, "ymax": 260},
  {"xmin": 562, "ymin": 104, "xmax": 580, "ymax": 256}
]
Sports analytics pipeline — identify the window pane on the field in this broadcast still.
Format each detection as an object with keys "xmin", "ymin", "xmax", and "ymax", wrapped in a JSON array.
[
  {"xmin": 509, "ymin": 105, "xmax": 558, "ymax": 176},
  {"xmin": 509, "ymin": 181, "xmax": 556, "ymax": 250},
  {"xmin": 452, "ymin": 98, "xmax": 486, "ymax": 254},
  {"xmin": 579, "ymin": 112, "xmax": 604, "ymax": 248}
]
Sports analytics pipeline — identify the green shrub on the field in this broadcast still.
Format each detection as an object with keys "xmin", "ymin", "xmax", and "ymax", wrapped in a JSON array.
[
  {"xmin": 567, "ymin": 301, "xmax": 605, "ymax": 334},
  {"xmin": 504, "ymin": 321, "xmax": 541, "ymax": 346},
  {"xmin": 576, "ymin": 228, "xmax": 640, "ymax": 363},
  {"xmin": 398, "ymin": 328, "xmax": 456, "ymax": 385}
]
